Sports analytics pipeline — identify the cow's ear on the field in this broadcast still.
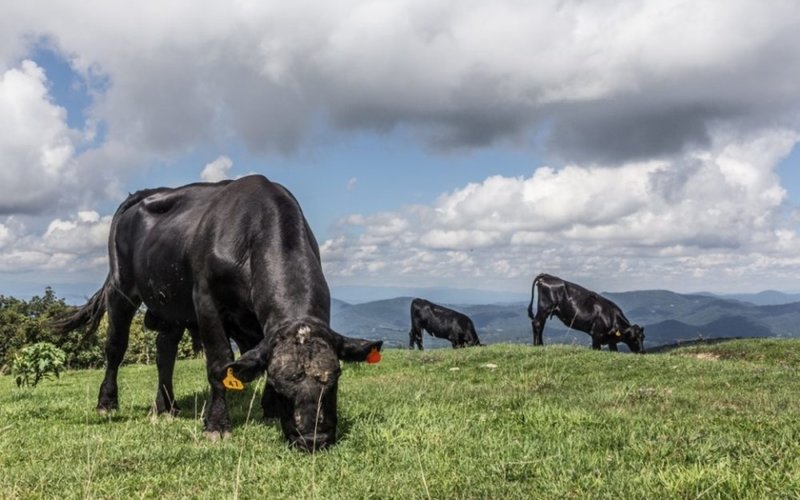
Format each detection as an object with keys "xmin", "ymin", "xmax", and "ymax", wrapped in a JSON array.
[
  {"xmin": 331, "ymin": 331, "xmax": 384, "ymax": 362},
  {"xmin": 225, "ymin": 343, "xmax": 270, "ymax": 383}
]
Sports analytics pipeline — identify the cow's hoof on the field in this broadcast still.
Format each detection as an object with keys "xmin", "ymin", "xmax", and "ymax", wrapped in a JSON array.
[
  {"xmin": 150, "ymin": 404, "xmax": 181, "ymax": 418},
  {"xmin": 263, "ymin": 417, "xmax": 280, "ymax": 429},
  {"xmin": 153, "ymin": 410, "xmax": 179, "ymax": 421},
  {"xmin": 160, "ymin": 406, "xmax": 181, "ymax": 417},
  {"xmin": 203, "ymin": 431, "xmax": 233, "ymax": 442},
  {"xmin": 96, "ymin": 406, "xmax": 117, "ymax": 416}
]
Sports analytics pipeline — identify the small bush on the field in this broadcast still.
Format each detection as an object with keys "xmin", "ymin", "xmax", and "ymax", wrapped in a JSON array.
[{"xmin": 11, "ymin": 342, "xmax": 66, "ymax": 388}]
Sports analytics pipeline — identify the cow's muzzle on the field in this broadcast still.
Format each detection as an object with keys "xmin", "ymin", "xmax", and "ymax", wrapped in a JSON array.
[{"xmin": 290, "ymin": 432, "xmax": 335, "ymax": 453}]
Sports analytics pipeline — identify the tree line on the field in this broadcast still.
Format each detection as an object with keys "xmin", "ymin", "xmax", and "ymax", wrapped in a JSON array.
[{"xmin": 0, "ymin": 287, "xmax": 196, "ymax": 373}]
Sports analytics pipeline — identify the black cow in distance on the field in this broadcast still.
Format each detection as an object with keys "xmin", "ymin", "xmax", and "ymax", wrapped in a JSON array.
[
  {"xmin": 54, "ymin": 175, "xmax": 382, "ymax": 452},
  {"xmin": 527, "ymin": 273, "xmax": 645, "ymax": 353},
  {"xmin": 408, "ymin": 298, "xmax": 482, "ymax": 350}
]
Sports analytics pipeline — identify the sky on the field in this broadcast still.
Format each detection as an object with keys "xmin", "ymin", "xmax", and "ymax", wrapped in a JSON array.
[{"xmin": 2, "ymin": 0, "xmax": 800, "ymax": 303}]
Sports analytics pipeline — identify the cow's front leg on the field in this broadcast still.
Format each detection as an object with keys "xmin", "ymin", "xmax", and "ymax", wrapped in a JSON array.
[
  {"xmin": 204, "ymin": 376, "xmax": 232, "ymax": 440},
  {"xmin": 608, "ymin": 342, "xmax": 618, "ymax": 352},
  {"xmin": 194, "ymin": 286, "xmax": 234, "ymax": 440},
  {"xmin": 261, "ymin": 383, "xmax": 281, "ymax": 420},
  {"xmin": 204, "ymin": 348, "xmax": 234, "ymax": 439},
  {"xmin": 590, "ymin": 323, "xmax": 604, "ymax": 350}
]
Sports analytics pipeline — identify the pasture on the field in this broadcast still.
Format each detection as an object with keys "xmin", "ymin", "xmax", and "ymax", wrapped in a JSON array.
[{"xmin": 1, "ymin": 340, "xmax": 799, "ymax": 498}]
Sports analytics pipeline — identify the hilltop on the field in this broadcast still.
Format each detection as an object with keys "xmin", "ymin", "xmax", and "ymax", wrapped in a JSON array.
[{"xmin": 1, "ymin": 340, "xmax": 798, "ymax": 497}]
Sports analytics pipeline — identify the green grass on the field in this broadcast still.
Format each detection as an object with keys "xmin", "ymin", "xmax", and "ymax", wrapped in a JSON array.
[{"xmin": 2, "ymin": 341, "xmax": 800, "ymax": 499}]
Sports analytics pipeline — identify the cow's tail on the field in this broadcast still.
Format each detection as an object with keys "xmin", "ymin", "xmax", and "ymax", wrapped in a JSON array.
[
  {"xmin": 527, "ymin": 273, "xmax": 546, "ymax": 319},
  {"xmin": 50, "ymin": 277, "xmax": 110, "ymax": 338},
  {"xmin": 50, "ymin": 188, "xmax": 154, "ymax": 339}
]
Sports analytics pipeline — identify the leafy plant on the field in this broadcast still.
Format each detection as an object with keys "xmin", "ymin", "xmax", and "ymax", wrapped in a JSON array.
[
  {"xmin": 0, "ymin": 287, "xmax": 102, "ymax": 371},
  {"xmin": 11, "ymin": 342, "xmax": 66, "ymax": 388},
  {"xmin": 1, "ymin": 288, "xmax": 199, "ymax": 372}
]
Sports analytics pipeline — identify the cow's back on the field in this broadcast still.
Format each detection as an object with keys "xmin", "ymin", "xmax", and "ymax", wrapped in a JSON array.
[
  {"xmin": 412, "ymin": 299, "xmax": 465, "ymax": 333},
  {"xmin": 113, "ymin": 175, "xmax": 306, "ymax": 326}
]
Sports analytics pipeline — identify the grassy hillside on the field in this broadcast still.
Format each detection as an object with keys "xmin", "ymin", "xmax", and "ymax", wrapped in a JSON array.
[{"xmin": 1, "ymin": 341, "xmax": 799, "ymax": 498}]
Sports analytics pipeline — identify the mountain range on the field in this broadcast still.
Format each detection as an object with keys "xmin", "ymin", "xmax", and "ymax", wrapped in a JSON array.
[{"xmin": 329, "ymin": 290, "xmax": 800, "ymax": 351}]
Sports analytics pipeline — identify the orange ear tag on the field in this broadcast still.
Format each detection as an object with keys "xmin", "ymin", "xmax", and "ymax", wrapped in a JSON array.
[
  {"xmin": 223, "ymin": 367, "xmax": 245, "ymax": 391},
  {"xmin": 366, "ymin": 347, "xmax": 382, "ymax": 364}
]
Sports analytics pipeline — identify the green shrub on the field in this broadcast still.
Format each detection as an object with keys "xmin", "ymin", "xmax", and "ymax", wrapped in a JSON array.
[
  {"xmin": 1, "ymin": 288, "xmax": 198, "ymax": 372},
  {"xmin": 11, "ymin": 342, "xmax": 66, "ymax": 388},
  {"xmin": 0, "ymin": 288, "xmax": 103, "ymax": 371}
]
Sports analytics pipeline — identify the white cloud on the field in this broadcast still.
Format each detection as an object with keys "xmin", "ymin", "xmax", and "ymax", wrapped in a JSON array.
[
  {"xmin": 0, "ymin": 2, "xmax": 796, "ymax": 214},
  {"xmin": 200, "ymin": 155, "xmax": 233, "ymax": 182},
  {"xmin": 346, "ymin": 177, "xmax": 358, "ymax": 191},
  {"xmin": 322, "ymin": 128, "xmax": 800, "ymax": 292},
  {"xmin": 1, "ymin": 1, "xmax": 798, "ymax": 162},
  {"xmin": 43, "ymin": 211, "xmax": 111, "ymax": 254},
  {"xmin": 0, "ymin": 212, "xmax": 110, "ymax": 273},
  {"xmin": 0, "ymin": 223, "xmax": 11, "ymax": 249},
  {"xmin": 1, "ymin": 1, "xmax": 800, "ymax": 293},
  {"xmin": 0, "ymin": 60, "xmax": 77, "ymax": 214}
]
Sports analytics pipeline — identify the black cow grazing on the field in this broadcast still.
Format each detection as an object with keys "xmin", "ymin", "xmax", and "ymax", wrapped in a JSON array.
[
  {"xmin": 54, "ymin": 175, "xmax": 382, "ymax": 452},
  {"xmin": 527, "ymin": 273, "xmax": 645, "ymax": 353},
  {"xmin": 408, "ymin": 298, "xmax": 482, "ymax": 350}
]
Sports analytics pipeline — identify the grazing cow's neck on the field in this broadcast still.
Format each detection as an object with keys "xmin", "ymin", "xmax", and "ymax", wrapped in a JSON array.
[
  {"xmin": 248, "ymin": 231, "xmax": 331, "ymax": 336},
  {"xmin": 613, "ymin": 311, "xmax": 631, "ymax": 330}
]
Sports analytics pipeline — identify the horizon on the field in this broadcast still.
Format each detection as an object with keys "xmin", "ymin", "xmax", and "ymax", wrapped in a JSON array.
[
  {"xmin": 11, "ymin": 282, "xmax": 800, "ymax": 308},
  {"xmin": 3, "ymin": 2, "xmax": 800, "ymax": 298}
]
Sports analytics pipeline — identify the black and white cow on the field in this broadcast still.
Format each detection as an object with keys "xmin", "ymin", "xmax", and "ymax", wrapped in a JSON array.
[
  {"xmin": 54, "ymin": 175, "xmax": 382, "ymax": 452},
  {"xmin": 527, "ymin": 273, "xmax": 645, "ymax": 353},
  {"xmin": 408, "ymin": 298, "xmax": 482, "ymax": 350}
]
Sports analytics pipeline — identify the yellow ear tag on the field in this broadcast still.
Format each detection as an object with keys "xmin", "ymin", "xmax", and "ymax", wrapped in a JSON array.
[
  {"xmin": 223, "ymin": 368, "xmax": 245, "ymax": 391},
  {"xmin": 615, "ymin": 330, "xmax": 622, "ymax": 337}
]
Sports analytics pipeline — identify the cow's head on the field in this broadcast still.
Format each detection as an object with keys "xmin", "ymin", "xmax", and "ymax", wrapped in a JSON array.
[
  {"xmin": 459, "ymin": 332, "xmax": 482, "ymax": 347},
  {"xmin": 468, "ymin": 333, "xmax": 483, "ymax": 347},
  {"xmin": 622, "ymin": 324, "xmax": 645, "ymax": 353},
  {"xmin": 225, "ymin": 322, "xmax": 383, "ymax": 452}
]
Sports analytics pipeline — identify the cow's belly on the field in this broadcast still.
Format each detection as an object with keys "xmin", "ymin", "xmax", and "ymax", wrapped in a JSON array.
[
  {"xmin": 136, "ymin": 271, "xmax": 197, "ymax": 325},
  {"xmin": 125, "ymin": 205, "xmax": 258, "ymax": 334},
  {"xmin": 131, "ymin": 229, "xmax": 198, "ymax": 324}
]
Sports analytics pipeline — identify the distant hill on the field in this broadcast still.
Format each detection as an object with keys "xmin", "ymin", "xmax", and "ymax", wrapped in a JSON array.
[
  {"xmin": 330, "ymin": 290, "xmax": 800, "ymax": 350},
  {"xmin": 330, "ymin": 285, "xmax": 529, "ymax": 305},
  {"xmin": 702, "ymin": 290, "xmax": 800, "ymax": 306}
]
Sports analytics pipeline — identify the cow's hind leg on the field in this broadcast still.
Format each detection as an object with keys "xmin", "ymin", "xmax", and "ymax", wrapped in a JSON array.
[
  {"xmin": 532, "ymin": 311, "xmax": 548, "ymax": 346},
  {"xmin": 154, "ymin": 326, "xmax": 185, "ymax": 415},
  {"xmin": 409, "ymin": 326, "xmax": 424, "ymax": 351},
  {"xmin": 97, "ymin": 290, "xmax": 140, "ymax": 413}
]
